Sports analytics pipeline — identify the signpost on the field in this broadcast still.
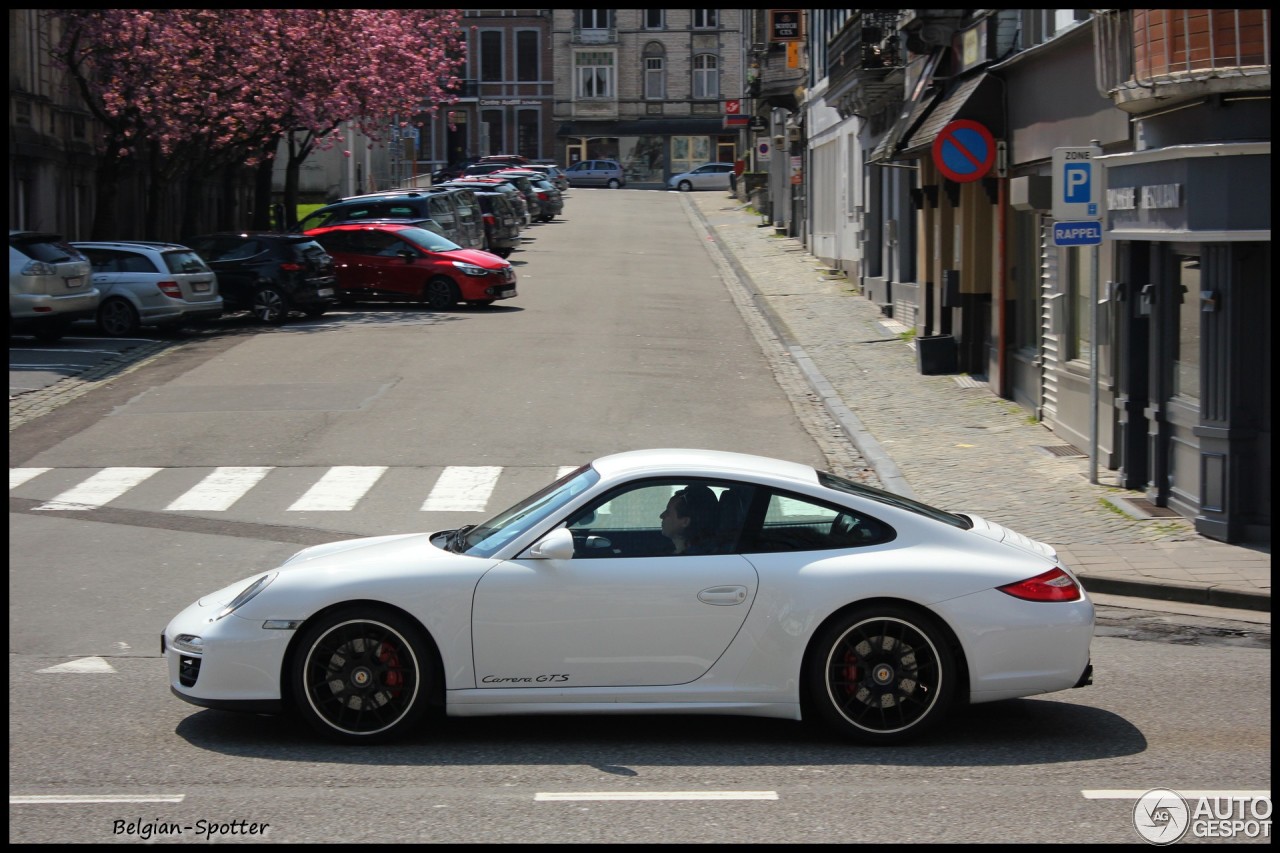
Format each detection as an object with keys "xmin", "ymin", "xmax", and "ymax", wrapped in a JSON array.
[
  {"xmin": 1052, "ymin": 143, "xmax": 1105, "ymax": 483},
  {"xmin": 932, "ymin": 119, "xmax": 996, "ymax": 183}
]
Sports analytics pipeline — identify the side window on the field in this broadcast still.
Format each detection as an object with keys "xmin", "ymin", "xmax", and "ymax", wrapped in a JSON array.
[
  {"xmin": 213, "ymin": 240, "xmax": 260, "ymax": 262},
  {"xmin": 743, "ymin": 492, "xmax": 894, "ymax": 553},
  {"xmin": 84, "ymin": 249, "xmax": 124, "ymax": 272},
  {"xmin": 371, "ymin": 233, "xmax": 409, "ymax": 257},
  {"xmin": 564, "ymin": 480, "xmax": 754, "ymax": 558},
  {"xmin": 119, "ymin": 252, "xmax": 157, "ymax": 273},
  {"xmin": 429, "ymin": 197, "xmax": 456, "ymax": 226}
]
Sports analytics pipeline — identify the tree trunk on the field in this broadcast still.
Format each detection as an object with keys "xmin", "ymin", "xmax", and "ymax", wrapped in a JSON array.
[{"xmin": 250, "ymin": 157, "xmax": 274, "ymax": 231}]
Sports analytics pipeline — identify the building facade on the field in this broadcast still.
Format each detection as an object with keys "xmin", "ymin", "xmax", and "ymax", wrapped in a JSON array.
[
  {"xmin": 551, "ymin": 9, "xmax": 744, "ymax": 186},
  {"xmin": 801, "ymin": 9, "xmax": 1270, "ymax": 544}
]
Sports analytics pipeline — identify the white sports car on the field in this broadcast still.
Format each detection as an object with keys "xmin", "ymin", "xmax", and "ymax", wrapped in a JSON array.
[{"xmin": 165, "ymin": 449, "xmax": 1094, "ymax": 744}]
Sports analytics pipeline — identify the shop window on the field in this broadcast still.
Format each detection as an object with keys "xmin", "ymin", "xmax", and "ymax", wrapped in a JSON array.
[
  {"xmin": 1173, "ymin": 255, "xmax": 1201, "ymax": 400},
  {"xmin": 516, "ymin": 110, "xmax": 539, "ymax": 160},
  {"xmin": 1066, "ymin": 247, "xmax": 1091, "ymax": 364},
  {"xmin": 671, "ymin": 136, "xmax": 711, "ymax": 176}
]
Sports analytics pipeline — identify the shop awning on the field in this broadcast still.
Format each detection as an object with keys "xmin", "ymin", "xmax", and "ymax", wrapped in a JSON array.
[
  {"xmin": 556, "ymin": 117, "xmax": 730, "ymax": 138},
  {"xmin": 901, "ymin": 72, "xmax": 1003, "ymax": 155},
  {"xmin": 868, "ymin": 89, "xmax": 942, "ymax": 163}
]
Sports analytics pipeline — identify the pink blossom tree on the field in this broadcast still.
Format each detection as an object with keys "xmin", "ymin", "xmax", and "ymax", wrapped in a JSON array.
[{"xmin": 47, "ymin": 9, "xmax": 464, "ymax": 239}]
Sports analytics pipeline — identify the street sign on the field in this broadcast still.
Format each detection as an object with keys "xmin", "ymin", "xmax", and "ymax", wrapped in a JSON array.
[
  {"xmin": 1052, "ymin": 145, "xmax": 1103, "ymax": 221},
  {"xmin": 1052, "ymin": 220, "xmax": 1103, "ymax": 246},
  {"xmin": 724, "ymin": 99, "xmax": 741, "ymax": 114},
  {"xmin": 756, "ymin": 140, "xmax": 771, "ymax": 162},
  {"xmin": 932, "ymin": 120, "xmax": 995, "ymax": 183}
]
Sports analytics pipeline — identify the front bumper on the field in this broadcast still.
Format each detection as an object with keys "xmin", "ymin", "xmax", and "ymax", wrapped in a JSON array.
[{"xmin": 163, "ymin": 596, "xmax": 294, "ymax": 710}]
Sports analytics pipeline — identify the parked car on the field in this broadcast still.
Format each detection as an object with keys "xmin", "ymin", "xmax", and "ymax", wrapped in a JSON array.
[
  {"xmin": 72, "ymin": 241, "xmax": 223, "ymax": 336},
  {"xmin": 297, "ymin": 190, "xmax": 485, "ymax": 251},
  {"xmin": 305, "ymin": 222, "xmax": 517, "ymax": 310},
  {"xmin": 476, "ymin": 154, "xmax": 530, "ymax": 166},
  {"xmin": 164, "ymin": 447, "xmax": 1094, "ymax": 745},
  {"xmin": 9, "ymin": 230, "xmax": 98, "ymax": 342},
  {"xmin": 522, "ymin": 164, "xmax": 569, "ymax": 193},
  {"xmin": 461, "ymin": 163, "xmax": 516, "ymax": 177},
  {"xmin": 482, "ymin": 172, "xmax": 543, "ymax": 221},
  {"xmin": 668, "ymin": 162, "xmax": 736, "ymax": 192},
  {"xmin": 496, "ymin": 169, "xmax": 564, "ymax": 221},
  {"xmin": 471, "ymin": 192, "xmax": 521, "ymax": 258},
  {"xmin": 184, "ymin": 233, "xmax": 337, "ymax": 324},
  {"xmin": 438, "ymin": 178, "xmax": 532, "ymax": 229},
  {"xmin": 564, "ymin": 159, "xmax": 626, "ymax": 189}
]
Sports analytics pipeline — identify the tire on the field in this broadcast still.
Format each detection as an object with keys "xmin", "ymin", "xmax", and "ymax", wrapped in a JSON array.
[
  {"xmin": 678, "ymin": 180, "xmax": 693, "ymax": 192},
  {"xmin": 806, "ymin": 605, "xmax": 955, "ymax": 745},
  {"xmin": 423, "ymin": 277, "xmax": 459, "ymax": 311},
  {"xmin": 252, "ymin": 285, "xmax": 288, "ymax": 325},
  {"xmin": 290, "ymin": 606, "xmax": 436, "ymax": 743},
  {"xmin": 97, "ymin": 298, "xmax": 141, "ymax": 337},
  {"xmin": 607, "ymin": 178, "xmax": 621, "ymax": 189}
]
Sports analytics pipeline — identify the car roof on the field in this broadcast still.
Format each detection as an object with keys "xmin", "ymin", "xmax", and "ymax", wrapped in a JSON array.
[
  {"xmin": 590, "ymin": 448, "xmax": 818, "ymax": 485},
  {"xmin": 71, "ymin": 240, "xmax": 191, "ymax": 251},
  {"xmin": 308, "ymin": 221, "xmax": 419, "ymax": 232}
]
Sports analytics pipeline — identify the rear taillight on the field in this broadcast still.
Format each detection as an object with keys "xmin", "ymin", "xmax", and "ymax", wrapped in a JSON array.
[
  {"xmin": 483, "ymin": 213, "xmax": 496, "ymax": 225},
  {"xmin": 158, "ymin": 280, "xmax": 182, "ymax": 298},
  {"xmin": 997, "ymin": 567, "xmax": 1083, "ymax": 602},
  {"xmin": 536, "ymin": 191, "xmax": 549, "ymax": 200},
  {"xmin": 279, "ymin": 262, "xmax": 304, "ymax": 272}
]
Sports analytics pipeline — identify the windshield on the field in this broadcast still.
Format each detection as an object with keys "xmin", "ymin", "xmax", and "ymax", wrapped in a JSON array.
[
  {"xmin": 817, "ymin": 470, "xmax": 972, "ymax": 529},
  {"xmin": 458, "ymin": 465, "xmax": 600, "ymax": 558},
  {"xmin": 397, "ymin": 227, "xmax": 461, "ymax": 253}
]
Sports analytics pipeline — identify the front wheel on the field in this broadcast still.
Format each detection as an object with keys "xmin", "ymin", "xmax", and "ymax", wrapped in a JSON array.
[
  {"xmin": 678, "ymin": 180, "xmax": 693, "ymax": 192},
  {"xmin": 423, "ymin": 277, "xmax": 459, "ymax": 311},
  {"xmin": 289, "ymin": 606, "xmax": 436, "ymax": 743},
  {"xmin": 806, "ymin": 605, "xmax": 955, "ymax": 745},
  {"xmin": 252, "ymin": 286, "xmax": 288, "ymax": 325},
  {"xmin": 97, "ymin": 298, "xmax": 142, "ymax": 337}
]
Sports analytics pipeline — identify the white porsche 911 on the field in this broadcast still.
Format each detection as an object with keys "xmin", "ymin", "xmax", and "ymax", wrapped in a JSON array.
[{"xmin": 165, "ymin": 449, "xmax": 1094, "ymax": 745}]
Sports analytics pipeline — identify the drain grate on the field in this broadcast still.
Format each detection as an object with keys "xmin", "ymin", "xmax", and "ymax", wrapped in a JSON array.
[
  {"xmin": 1037, "ymin": 444, "xmax": 1087, "ymax": 458},
  {"xmin": 1121, "ymin": 497, "xmax": 1182, "ymax": 518}
]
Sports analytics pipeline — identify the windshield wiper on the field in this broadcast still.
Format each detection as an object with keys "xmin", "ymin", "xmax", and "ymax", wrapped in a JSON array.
[{"xmin": 449, "ymin": 524, "xmax": 475, "ymax": 553}]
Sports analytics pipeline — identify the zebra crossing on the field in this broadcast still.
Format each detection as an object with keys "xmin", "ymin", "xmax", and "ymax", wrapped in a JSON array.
[{"xmin": 11, "ymin": 465, "xmax": 581, "ymax": 515}]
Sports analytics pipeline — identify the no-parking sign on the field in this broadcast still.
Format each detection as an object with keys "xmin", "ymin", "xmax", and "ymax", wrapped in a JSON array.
[
  {"xmin": 756, "ymin": 140, "xmax": 771, "ymax": 162},
  {"xmin": 932, "ymin": 119, "xmax": 995, "ymax": 183}
]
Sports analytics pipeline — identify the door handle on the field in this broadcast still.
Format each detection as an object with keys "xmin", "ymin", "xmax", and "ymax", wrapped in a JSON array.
[{"xmin": 698, "ymin": 585, "xmax": 748, "ymax": 606}]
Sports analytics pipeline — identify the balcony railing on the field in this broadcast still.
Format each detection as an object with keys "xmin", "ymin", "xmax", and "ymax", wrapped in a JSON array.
[
  {"xmin": 573, "ymin": 26, "xmax": 617, "ymax": 44},
  {"xmin": 1095, "ymin": 9, "xmax": 1270, "ymax": 97},
  {"xmin": 826, "ymin": 10, "xmax": 905, "ymax": 118}
]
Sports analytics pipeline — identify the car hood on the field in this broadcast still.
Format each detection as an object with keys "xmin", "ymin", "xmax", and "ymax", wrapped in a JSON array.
[
  {"xmin": 436, "ymin": 248, "xmax": 508, "ymax": 267},
  {"xmin": 963, "ymin": 513, "xmax": 1058, "ymax": 562},
  {"xmin": 198, "ymin": 531, "xmax": 484, "ymax": 608}
]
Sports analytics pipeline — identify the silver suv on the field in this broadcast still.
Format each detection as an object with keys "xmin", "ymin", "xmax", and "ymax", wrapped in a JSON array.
[
  {"xmin": 9, "ymin": 230, "xmax": 99, "ymax": 342},
  {"xmin": 72, "ymin": 241, "xmax": 224, "ymax": 336},
  {"xmin": 564, "ymin": 159, "xmax": 626, "ymax": 189}
]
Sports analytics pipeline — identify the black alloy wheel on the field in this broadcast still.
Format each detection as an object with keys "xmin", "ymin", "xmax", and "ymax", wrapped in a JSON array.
[
  {"xmin": 290, "ymin": 607, "xmax": 435, "ymax": 743},
  {"xmin": 807, "ymin": 605, "xmax": 955, "ymax": 744},
  {"xmin": 97, "ymin": 298, "xmax": 142, "ymax": 337},
  {"xmin": 251, "ymin": 285, "xmax": 288, "ymax": 325},
  {"xmin": 423, "ymin": 277, "xmax": 459, "ymax": 311}
]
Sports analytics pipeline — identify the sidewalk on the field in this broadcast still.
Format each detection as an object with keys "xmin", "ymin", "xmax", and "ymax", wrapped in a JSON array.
[{"xmin": 686, "ymin": 192, "xmax": 1270, "ymax": 614}]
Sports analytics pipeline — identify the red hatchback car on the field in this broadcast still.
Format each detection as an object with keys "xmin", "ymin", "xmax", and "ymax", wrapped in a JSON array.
[{"xmin": 304, "ymin": 222, "xmax": 517, "ymax": 309}]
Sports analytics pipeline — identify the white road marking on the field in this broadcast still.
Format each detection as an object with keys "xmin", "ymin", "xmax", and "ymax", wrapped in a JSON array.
[
  {"xmin": 38, "ymin": 657, "xmax": 117, "ymax": 673},
  {"xmin": 10, "ymin": 794, "xmax": 185, "ymax": 804},
  {"xmin": 535, "ymin": 791, "xmax": 779, "ymax": 801},
  {"xmin": 33, "ymin": 467, "xmax": 162, "ymax": 511},
  {"xmin": 10, "ymin": 467, "xmax": 50, "ymax": 489},
  {"xmin": 420, "ymin": 466, "xmax": 502, "ymax": 512},
  {"xmin": 165, "ymin": 466, "xmax": 273, "ymax": 511},
  {"xmin": 288, "ymin": 466, "xmax": 388, "ymax": 511},
  {"xmin": 1083, "ymin": 789, "xmax": 1271, "ymax": 799}
]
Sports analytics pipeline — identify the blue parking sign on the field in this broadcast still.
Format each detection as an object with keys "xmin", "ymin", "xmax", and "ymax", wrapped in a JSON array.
[
  {"xmin": 1064, "ymin": 163, "xmax": 1091, "ymax": 203},
  {"xmin": 1052, "ymin": 146, "xmax": 1103, "ymax": 221}
]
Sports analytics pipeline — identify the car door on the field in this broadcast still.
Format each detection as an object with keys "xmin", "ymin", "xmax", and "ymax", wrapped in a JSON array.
[
  {"xmin": 471, "ymin": 479, "xmax": 759, "ymax": 688},
  {"xmin": 83, "ymin": 248, "xmax": 136, "ymax": 304},
  {"xmin": 189, "ymin": 236, "xmax": 258, "ymax": 309},
  {"xmin": 364, "ymin": 230, "xmax": 431, "ymax": 297}
]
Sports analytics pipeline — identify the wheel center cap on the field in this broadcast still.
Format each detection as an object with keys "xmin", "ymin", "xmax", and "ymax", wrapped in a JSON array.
[
  {"xmin": 350, "ymin": 666, "xmax": 373, "ymax": 689},
  {"xmin": 872, "ymin": 664, "xmax": 895, "ymax": 686}
]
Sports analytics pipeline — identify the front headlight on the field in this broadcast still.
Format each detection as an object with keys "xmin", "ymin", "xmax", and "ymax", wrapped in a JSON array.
[
  {"xmin": 216, "ymin": 572, "xmax": 276, "ymax": 620},
  {"xmin": 451, "ymin": 261, "xmax": 491, "ymax": 277}
]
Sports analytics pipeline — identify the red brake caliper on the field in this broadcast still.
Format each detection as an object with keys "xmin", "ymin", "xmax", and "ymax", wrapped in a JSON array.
[
  {"xmin": 378, "ymin": 642, "xmax": 403, "ymax": 693},
  {"xmin": 842, "ymin": 650, "xmax": 859, "ymax": 697}
]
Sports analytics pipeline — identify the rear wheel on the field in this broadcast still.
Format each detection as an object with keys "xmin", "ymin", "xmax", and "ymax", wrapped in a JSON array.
[
  {"xmin": 97, "ymin": 298, "xmax": 141, "ymax": 337},
  {"xmin": 252, "ymin": 286, "xmax": 288, "ymax": 325},
  {"xmin": 423, "ymin": 277, "xmax": 459, "ymax": 311},
  {"xmin": 290, "ymin": 606, "xmax": 436, "ymax": 743},
  {"xmin": 806, "ymin": 605, "xmax": 955, "ymax": 744},
  {"xmin": 607, "ymin": 178, "xmax": 621, "ymax": 189}
]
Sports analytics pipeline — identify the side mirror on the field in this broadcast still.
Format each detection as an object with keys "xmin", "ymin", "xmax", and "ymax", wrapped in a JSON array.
[
  {"xmin": 523, "ymin": 526, "xmax": 575, "ymax": 560},
  {"xmin": 397, "ymin": 249, "xmax": 417, "ymax": 263}
]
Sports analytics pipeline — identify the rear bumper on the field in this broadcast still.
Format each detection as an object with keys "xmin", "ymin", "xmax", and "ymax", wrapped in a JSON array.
[{"xmin": 10, "ymin": 289, "xmax": 100, "ymax": 321}]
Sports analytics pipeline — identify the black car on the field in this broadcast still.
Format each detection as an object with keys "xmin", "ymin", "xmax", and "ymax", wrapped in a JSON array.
[
  {"xmin": 471, "ymin": 192, "xmax": 522, "ymax": 258},
  {"xmin": 184, "ymin": 233, "xmax": 337, "ymax": 324}
]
